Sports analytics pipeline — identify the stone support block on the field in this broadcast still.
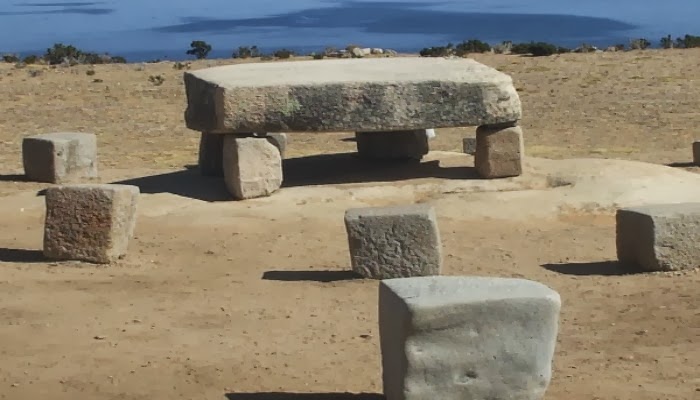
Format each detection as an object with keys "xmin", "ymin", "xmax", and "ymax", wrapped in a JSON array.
[
  {"xmin": 356, "ymin": 130, "xmax": 429, "ymax": 161},
  {"xmin": 379, "ymin": 276, "xmax": 561, "ymax": 400},
  {"xmin": 198, "ymin": 132, "xmax": 224, "ymax": 176},
  {"xmin": 22, "ymin": 132, "xmax": 98, "ymax": 183},
  {"xmin": 222, "ymin": 137, "xmax": 283, "ymax": 200},
  {"xmin": 344, "ymin": 204, "xmax": 442, "ymax": 279},
  {"xmin": 617, "ymin": 203, "xmax": 700, "ymax": 271},
  {"xmin": 475, "ymin": 124, "xmax": 524, "ymax": 178},
  {"xmin": 43, "ymin": 184, "xmax": 139, "ymax": 264}
]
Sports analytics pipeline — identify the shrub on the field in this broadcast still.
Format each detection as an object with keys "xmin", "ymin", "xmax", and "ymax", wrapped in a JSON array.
[
  {"xmin": 511, "ymin": 42, "xmax": 562, "ymax": 56},
  {"xmin": 630, "ymin": 38, "xmax": 651, "ymax": 50},
  {"xmin": 186, "ymin": 40, "xmax": 212, "ymax": 59},
  {"xmin": 86, "ymin": 69, "xmax": 96, "ymax": 76},
  {"xmin": 454, "ymin": 39, "xmax": 491, "ymax": 56},
  {"xmin": 173, "ymin": 61, "xmax": 190, "ymax": 70},
  {"xmin": 233, "ymin": 46, "xmax": 261, "ymax": 59},
  {"xmin": 419, "ymin": 45, "xmax": 453, "ymax": 57},
  {"xmin": 45, "ymin": 43, "xmax": 82, "ymax": 64},
  {"xmin": 272, "ymin": 48, "xmax": 294, "ymax": 59},
  {"xmin": 312, "ymin": 53, "xmax": 324, "ymax": 60},
  {"xmin": 22, "ymin": 55, "xmax": 39, "ymax": 64},
  {"xmin": 675, "ymin": 34, "xmax": 700, "ymax": 48},
  {"xmin": 2, "ymin": 54, "xmax": 19, "ymax": 63},
  {"xmin": 111, "ymin": 56, "xmax": 127, "ymax": 64},
  {"xmin": 27, "ymin": 69, "xmax": 43, "ymax": 78},
  {"xmin": 661, "ymin": 35, "xmax": 674, "ymax": 49},
  {"xmin": 148, "ymin": 74, "xmax": 165, "ymax": 86}
]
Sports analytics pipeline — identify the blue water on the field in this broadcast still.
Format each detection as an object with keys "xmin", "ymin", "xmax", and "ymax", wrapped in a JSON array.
[{"xmin": 1, "ymin": 1, "xmax": 699, "ymax": 61}]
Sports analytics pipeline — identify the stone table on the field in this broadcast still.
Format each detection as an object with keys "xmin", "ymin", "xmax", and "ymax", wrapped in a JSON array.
[{"xmin": 183, "ymin": 57, "xmax": 524, "ymax": 199}]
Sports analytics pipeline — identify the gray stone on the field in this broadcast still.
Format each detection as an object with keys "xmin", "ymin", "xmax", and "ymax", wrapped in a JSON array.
[
  {"xmin": 617, "ymin": 203, "xmax": 700, "ymax": 271},
  {"xmin": 462, "ymin": 137, "xmax": 476, "ymax": 155},
  {"xmin": 356, "ymin": 130, "xmax": 429, "ymax": 161},
  {"xmin": 183, "ymin": 58, "xmax": 521, "ymax": 133},
  {"xmin": 255, "ymin": 132, "xmax": 288, "ymax": 158},
  {"xmin": 43, "ymin": 184, "xmax": 139, "ymax": 264},
  {"xmin": 22, "ymin": 132, "xmax": 98, "ymax": 184},
  {"xmin": 475, "ymin": 124, "xmax": 524, "ymax": 178},
  {"xmin": 198, "ymin": 132, "xmax": 224, "ymax": 176},
  {"xmin": 693, "ymin": 141, "xmax": 700, "ymax": 165},
  {"xmin": 379, "ymin": 276, "xmax": 561, "ymax": 400},
  {"xmin": 344, "ymin": 204, "xmax": 442, "ymax": 279},
  {"xmin": 222, "ymin": 137, "xmax": 283, "ymax": 200}
]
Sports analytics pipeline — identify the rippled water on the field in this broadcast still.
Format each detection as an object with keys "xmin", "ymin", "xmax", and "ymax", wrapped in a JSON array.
[{"xmin": 1, "ymin": 0, "xmax": 699, "ymax": 61}]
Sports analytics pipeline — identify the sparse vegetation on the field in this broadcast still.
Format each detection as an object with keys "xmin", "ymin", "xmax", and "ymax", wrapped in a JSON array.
[
  {"xmin": 511, "ymin": 42, "xmax": 568, "ymax": 57},
  {"xmin": 2, "ymin": 54, "xmax": 19, "ymax": 63},
  {"xmin": 272, "ymin": 49, "xmax": 294, "ymax": 59},
  {"xmin": 86, "ymin": 69, "xmax": 96, "ymax": 76},
  {"xmin": 173, "ymin": 61, "xmax": 191, "ymax": 70},
  {"xmin": 148, "ymin": 74, "xmax": 165, "ymax": 86},
  {"xmin": 233, "ymin": 46, "xmax": 262, "ymax": 59},
  {"xmin": 22, "ymin": 55, "xmax": 39, "ymax": 64},
  {"xmin": 630, "ymin": 38, "xmax": 651, "ymax": 50},
  {"xmin": 186, "ymin": 40, "xmax": 212, "ymax": 59}
]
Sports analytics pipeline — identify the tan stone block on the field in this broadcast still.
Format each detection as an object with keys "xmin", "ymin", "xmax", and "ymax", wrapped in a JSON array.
[
  {"xmin": 43, "ymin": 184, "xmax": 139, "ymax": 264},
  {"xmin": 222, "ymin": 137, "xmax": 282, "ymax": 200},
  {"xmin": 475, "ymin": 125, "xmax": 524, "ymax": 178}
]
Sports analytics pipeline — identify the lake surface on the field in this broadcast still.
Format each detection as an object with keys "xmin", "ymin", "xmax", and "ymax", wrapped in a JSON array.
[{"xmin": 1, "ymin": 0, "xmax": 699, "ymax": 61}]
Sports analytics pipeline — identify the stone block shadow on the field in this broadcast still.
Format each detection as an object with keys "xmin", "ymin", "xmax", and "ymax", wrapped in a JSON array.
[
  {"xmin": 262, "ymin": 269, "xmax": 362, "ymax": 282},
  {"xmin": 105, "ymin": 153, "xmax": 476, "ymax": 201},
  {"xmin": 0, "ymin": 248, "xmax": 46, "ymax": 263},
  {"xmin": 542, "ymin": 261, "xmax": 638, "ymax": 276},
  {"xmin": 280, "ymin": 152, "xmax": 477, "ymax": 188},
  {"xmin": 226, "ymin": 393, "xmax": 384, "ymax": 400},
  {"xmin": 112, "ymin": 168, "xmax": 231, "ymax": 202},
  {"xmin": 0, "ymin": 174, "xmax": 28, "ymax": 182}
]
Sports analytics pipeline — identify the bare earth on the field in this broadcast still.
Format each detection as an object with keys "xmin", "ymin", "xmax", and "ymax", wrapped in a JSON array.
[{"xmin": 1, "ymin": 50, "xmax": 699, "ymax": 400}]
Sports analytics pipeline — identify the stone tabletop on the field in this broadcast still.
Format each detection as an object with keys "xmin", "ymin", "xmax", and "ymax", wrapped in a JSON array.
[{"xmin": 184, "ymin": 57, "xmax": 522, "ymax": 133}]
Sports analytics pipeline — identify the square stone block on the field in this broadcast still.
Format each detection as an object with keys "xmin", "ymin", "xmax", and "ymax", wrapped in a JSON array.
[
  {"xmin": 356, "ymin": 130, "xmax": 429, "ymax": 161},
  {"xmin": 475, "ymin": 125, "xmax": 524, "ymax": 178},
  {"xmin": 617, "ymin": 203, "xmax": 700, "ymax": 271},
  {"xmin": 693, "ymin": 141, "xmax": 700, "ymax": 165},
  {"xmin": 379, "ymin": 276, "xmax": 561, "ymax": 400},
  {"xmin": 22, "ymin": 132, "xmax": 98, "ymax": 183},
  {"xmin": 254, "ymin": 132, "xmax": 288, "ymax": 158},
  {"xmin": 43, "ymin": 184, "xmax": 140, "ymax": 264},
  {"xmin": 222, "ymin": 137, "xmax": 283, "ymax": 200},
  {"xmin": 344, "ymin": 204, "xmax": 442, "ymax": 279}
]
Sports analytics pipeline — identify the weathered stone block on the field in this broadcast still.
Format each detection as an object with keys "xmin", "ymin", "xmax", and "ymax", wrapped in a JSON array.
[
  {"xmin": 475, "ymin": 124, "xmax": 524, "ymax": 178},
  {"xmin": 379, "ymin": 276, "xmax": 561, "ymax": 400},
  {"xmin": 693, "ymin": 141, "xmax": 700, "ymax": 165},
  {"xmin": 617, "ymin": 203, "xmax": 700, "ymax": 271},
  {"xmin": 198, "ymin": 132, "xmax": 224, "ymax": 176},
  {"xmin": 22, "ymin": 132, "xmax": 98, "ymax": 183},
  {"xmin": 462, "ymin": 137, "xmax": 476, "ymax": 155},
  {"xmin": 356, "ymin": 130, "xmax": 429, "ymax": 161},
  {"xmin": 222, "ymin": 137, "xmax": 283, "ymax": 200},
  {"xmin": 255, "ymin": 132, "xmax": 288, "ymax": 158},
  {"xmin": 43, "ymin": 184, "xmax": 139, "ymax": 264},
  {"xmin": 344, "ymin": 204, "xmax": 442, "ymax": 279},
  {"xmin": 184, "ymin": 58, "xmax": 521, "ymax": 133}
]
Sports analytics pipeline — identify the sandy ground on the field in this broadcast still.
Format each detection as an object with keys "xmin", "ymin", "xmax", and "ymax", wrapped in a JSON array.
[{"xmin": 1, "ymin": 50, "xmax": 700, "ymax": 399}]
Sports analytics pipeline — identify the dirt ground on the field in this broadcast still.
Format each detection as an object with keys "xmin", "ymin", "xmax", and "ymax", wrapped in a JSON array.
[{"xmin": 0, "ymin": 50, "xmax": 699, "ymax": 399}]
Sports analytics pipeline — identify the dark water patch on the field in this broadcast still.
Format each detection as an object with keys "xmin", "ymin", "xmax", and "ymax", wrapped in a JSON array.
[
  {"xmin": 16, "ymin": 2, "xmax": 102, "ymax": 6},
  {"xmin": 0, "ymin": 7, "xmax": 113, "ymax": 16},
  {"xmin": 153, "ymin": 1, "xmax": 637, "ymax": 45}
]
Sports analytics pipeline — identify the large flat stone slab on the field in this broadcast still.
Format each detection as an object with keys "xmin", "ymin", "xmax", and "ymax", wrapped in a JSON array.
[
  {"xmin": 617, "ymin": 203, "xmax": 700, "ymax": 271},
  {"xmin": 184, "ymin": 58, "xmax": 521, "ymax": 133},
  {"xmin": 379, "ymin": 276, "xmax": 561, "ymax": 400}
]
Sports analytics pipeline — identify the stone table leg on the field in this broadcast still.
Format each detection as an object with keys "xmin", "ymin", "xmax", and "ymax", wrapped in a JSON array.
[
  {"xmin": 355, "ymin": 130, "xmax": 430, "ymax": 161},
  {"xmin": 222, "ymin": 136, "xmax": 283, "ymax": 200},
  {"xmin": 198, "ymin": 132, "xmax": 224, "ymax": 176},
  {"xmin": 474, "ymin": 123, "xmax": 524, "ymax": 178}
]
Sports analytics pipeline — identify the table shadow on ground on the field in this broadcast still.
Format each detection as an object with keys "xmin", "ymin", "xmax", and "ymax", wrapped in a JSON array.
[
  {"xmin": 0, "ymin": 248, "xmax": 46, "ymax": 263},
  {"xmin": 226, "ymin": 393, "xmax": 383, "ymax": 400},
  {"xmin": 542, "ymin": 261, "xmax": 638, "ymax": 276},
  {"xmin": 262, "ymin": 269, "xmax": 362, "ymax": 282},
  {"xmin": 109, "ymin": 153, "xmax": 476, "ymax": 201}
]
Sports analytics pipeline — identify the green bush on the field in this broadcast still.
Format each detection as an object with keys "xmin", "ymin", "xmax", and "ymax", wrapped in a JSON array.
[
  {"xmin": 454, "ymin": 39, "xmax": 491, "ymax": 56},
  {"xmin": 186, "ymin": 40, "xmax": 212, "ymax": 59},
  {"xmin": 312, "ymin": 53, "xmax": 324, "ymax": 60},
  {"xmin": 273, "ymin": 49, "xmax": 294, "ymax": 59},
  {"xmin": 44, "ymin": 43, "xmax": 81, "ymax": 64},
  {"xmin": 630, "ymin": 38, "xmax": 651, "ymax": 50},
  {"xmin": 675, "ymin": 34, "xmax": 700, "ymax": 48},
  {"xmin": 233, "ymin": 46, "xmax": 261, "ymax": 59},
  {"xmin": 22, "ymin": 55, "xmax": 39, "ymax": 64},
  {"xmin": 419, "ymin": 45, "xmax": 453, "ymax": 57},
  {"xmin": 661, "ymin": 35, "xmax": 674, "ymax": 49},
  {"xmin": 511, "ymin": 42, "xmax": 563, "ymax": 56},
  {"xmin": 2, "ymin": 54, "xmax": 19, "ymax": 63},
  {"xmin": 111, "ymin": 56, "xmax": 127, "ymax": 64}
]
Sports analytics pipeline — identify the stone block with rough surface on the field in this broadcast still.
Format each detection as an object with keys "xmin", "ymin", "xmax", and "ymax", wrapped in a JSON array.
[
  {"xmin": 475, "ymin": 124, "xmax": 524, "ymax": 178},
  {"xmin": 693, "ymin": 141, "xmax": 700, "ymax": 165},
  {"xmin": 43, "ymin": 184, "xmax": 139, "ymax": 264},
  {"xmin": 255, "ymin": 132, "xmax": 288, "ymax": 158},
  {"xmin": 223, "ymin": 137, "xmax": 283, "ymax": 200},
  {"xmin": 22, "ymin": 132, "xmax": 98, "ymax": 183},
  {"xmin": 617, "ymin": 203, "xmax": 700, "ymax": 271},
  {"xmin": 379, "ymin": 276, "xmax": 561, "ymax": 400},
  {"xmin": 356, "ymin": 130, "xmax": 429, "ymax": 160},
  {"xmin": 184, "ymin": 58, "xmax": 521, "ymax": 133},
  {"xmin": 462, "ymin": 137, "xmax": 476, "ymax": 155},
  {"xmin": 344, "ymin": 204, "xmax": 441, "ymax": 279},
  {"xmin": 198, "ymin": 132, "xmax": 224, "ymax": 176}
]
